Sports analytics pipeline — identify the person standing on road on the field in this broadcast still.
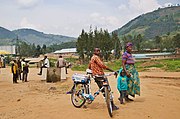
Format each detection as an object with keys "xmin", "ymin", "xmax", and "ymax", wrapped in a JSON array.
[
  {"xmin": 1, "ymin": 55, "xmax": 6, "ymax": 68},
  {"xmin": 38, "ymin": 56, "xmax": 50, "ymax": 75},
  {"xmin": 17, "ymin": 58, "xmax": 22, "ymax": 80},
  {"xmin": 21, "ymin": 58, "xmax": 29, "ymax": 82},
  {"xmin": 56, "ymin": 55, "xmax": 67, "ymax": 74},
  {"xmin": 117, "ymin": 68, "xmax": 129, "ymax": 104},
  {"xmin": 0, "ymin": 55, "xmax": 2, "ymax": 68},
  {"xmin": 122, "ymin": 42, "xmax": 140, "ymax": 101},
  {"xmin": 89, "ymin": 48, "xmax": 119, "ymax": 110},
  {"xmin": 11, "ymin": 59, "xmax": 18, "ymax": 84}
]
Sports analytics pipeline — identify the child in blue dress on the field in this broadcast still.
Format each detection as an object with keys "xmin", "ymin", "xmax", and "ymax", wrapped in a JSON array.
[{"xmin": 117, "ymin": 68, "xmax": 129, "ymax": 104}]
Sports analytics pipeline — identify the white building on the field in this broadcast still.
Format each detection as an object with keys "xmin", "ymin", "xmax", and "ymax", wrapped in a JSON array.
[
  {"xmin": 0, "ymin": 45, "xmax": 16, "ymax": 54},
  {"xmin": 54, "ymin": 48, "xmax": 77, "ymax": 54}
]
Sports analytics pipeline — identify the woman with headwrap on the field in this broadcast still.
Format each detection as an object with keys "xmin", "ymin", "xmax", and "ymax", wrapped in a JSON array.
[{"xmin": 122, "ymin": 42, "xmax": 140, "ymax": 101}]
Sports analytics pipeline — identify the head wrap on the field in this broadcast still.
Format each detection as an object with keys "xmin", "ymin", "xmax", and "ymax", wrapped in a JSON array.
[{"xmin": 126, "ymin": 42, "xmax": 133, "ymax": 48}]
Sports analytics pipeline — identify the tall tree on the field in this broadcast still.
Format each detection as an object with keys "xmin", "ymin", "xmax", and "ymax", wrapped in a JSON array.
[
  {"xmin": 112, "ymin": 32, "xmax": 121, "ymax": 59},
  {"xmin": 136, "ymin": 34, "xmax": 143, "ymax": 52},
  {"xmin": 86, "ymin": 26, "xmax": 94, "ymax": 60},
  {"xmin": 36, "ymin": 45, "xmax": 42, "ymax": 57},
  {"xmin": 172, "ymin": 34, "xmax": 180, "ymax": 48},
  {"xmin": 102, "ymin": 29, "xmax": 112, "ymax": 60},
  {"xmin": 42, "ymin": 44, "xmax": 47, "ymax": 55},
  {"xmin": 76, "ymin": 29, "xmax": 85, "ymax": 61}
]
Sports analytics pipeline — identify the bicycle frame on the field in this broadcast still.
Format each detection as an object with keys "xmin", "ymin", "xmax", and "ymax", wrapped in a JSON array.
[
  {"xmin": 81, "ymin": 73, "xmax": 114, "ymax": 103},
  {"xmin": 71, "ymin": 71, "xmax": 115, "ymax": 117}
]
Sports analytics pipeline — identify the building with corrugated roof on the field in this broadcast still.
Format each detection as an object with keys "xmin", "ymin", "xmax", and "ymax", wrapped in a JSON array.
[{"xmin": 54, "ymin": 48, "xmax": 77, "ymax": 54}]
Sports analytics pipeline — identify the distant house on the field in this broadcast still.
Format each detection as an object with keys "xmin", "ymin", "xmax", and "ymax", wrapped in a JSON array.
[
  {"xmin": 0, "ymin": 45, "xmax": 16, "ymax": 54},
  {"xmin": 54, "ymin": 48, "xmax": 77, "ymax": 56}
]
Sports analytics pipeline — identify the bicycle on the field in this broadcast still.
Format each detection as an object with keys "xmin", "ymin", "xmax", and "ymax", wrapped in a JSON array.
[{"xmin": 70, "ymin": 69, "xmax": 116, "ymax": 117}]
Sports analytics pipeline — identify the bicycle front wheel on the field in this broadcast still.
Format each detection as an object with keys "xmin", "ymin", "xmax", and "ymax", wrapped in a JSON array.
[
  {"xmin": 71, "ymin": 83, "xmax": 86, "ymax": 108},
  {"xmin": 104, "ymin": 86, "xmax": 113, "ymax": 117}
]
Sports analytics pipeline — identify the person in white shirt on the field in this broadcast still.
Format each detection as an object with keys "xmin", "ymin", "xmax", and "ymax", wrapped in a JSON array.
[
  {"xmin": 38, "ymin": 56, "xmax": 50, "ymax": 75},
  {"xmin": 21, "ymin": 58, "xmax": 29, "ymax": 82}
]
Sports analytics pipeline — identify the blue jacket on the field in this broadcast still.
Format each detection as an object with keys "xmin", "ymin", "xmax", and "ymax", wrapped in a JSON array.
[{"xmin": 117, "ymin": 68, "xmax": 128, "ymax": 91}]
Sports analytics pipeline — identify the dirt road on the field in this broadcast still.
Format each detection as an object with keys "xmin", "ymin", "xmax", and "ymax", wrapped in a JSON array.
[{"xmin": 0, "ymin": 67, "xmax": 180, "ymax": 119}]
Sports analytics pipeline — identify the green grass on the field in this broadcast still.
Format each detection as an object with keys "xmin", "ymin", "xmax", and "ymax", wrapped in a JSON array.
[
  {"xmin": 71, "ymin": 64, "xmax": 89, "ymax": 71},
  {"xmin": 71, "ymin": 59, "xmax": 180, "ymax": 72},
  {"xmin": 135, "ymin": 59, "xmax": 180, "ymax": 72},
  {"xmin": 65, "ymin": 57, "xmax": 78, "ymax": 63},
  {"xmin": 161, "ymin": 59, "xmax": 180, "ymax": 71}
]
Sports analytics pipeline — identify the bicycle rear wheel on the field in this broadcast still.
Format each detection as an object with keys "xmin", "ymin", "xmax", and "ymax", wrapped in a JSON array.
[
  {"xmin": 71, "ymin": 83, "xmax": 86, "ymax": 108},
  {"xmin": 105, "ymin": 86, "xmax": 113, "ymax": 117}
]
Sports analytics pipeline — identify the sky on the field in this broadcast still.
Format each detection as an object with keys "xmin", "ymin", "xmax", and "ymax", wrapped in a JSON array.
[{"xmin": 0, "ymin": 0, "xmax": 179, "ymax": 37}]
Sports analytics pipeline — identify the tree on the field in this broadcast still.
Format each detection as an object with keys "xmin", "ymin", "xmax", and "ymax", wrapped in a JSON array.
[
  {"xmin": 172, "ymin": 34, "xmax": 180, "ymax": 48},
  {"xmin": 102, "ymin": 29, "xmax": 112, "ymax": 60},
  {"xmin": 155, "ymin": 35, "xmax": 162, "ymax": 49},
  {"xmin": 76, "ymin": 29, "xmax": 86, "ymax": 62},
  {"xmin": 136, "ymin": 34, "xmax": 143, "ymax": 52},
  {"xmin": 36, "ymin": 45, "xmax": 42, "ymax": 57},
  {"xmin": 86, "ymin": 26, "xmax": 94, "ymax": 60},
  {"xmin": 112, "ymin": 32, "xmax": 121, "ymax": 59},
  {"xmin": 42, "ymin": 44, "xmax": 47, "ymax": 54},
  {"xmin": 76, "ymin": 27, "xmax": 115, "ymax": 63}
]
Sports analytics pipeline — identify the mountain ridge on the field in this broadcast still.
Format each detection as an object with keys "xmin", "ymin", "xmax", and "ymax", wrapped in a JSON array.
[{"xmin": 0, "ymin": 27, "xmax": 77, "ymax": 46}]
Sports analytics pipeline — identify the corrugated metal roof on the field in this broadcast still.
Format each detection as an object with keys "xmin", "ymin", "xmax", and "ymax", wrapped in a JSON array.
[{"xmin": 54, "ymin": 48, "xmax": 77, "ymax": 54}]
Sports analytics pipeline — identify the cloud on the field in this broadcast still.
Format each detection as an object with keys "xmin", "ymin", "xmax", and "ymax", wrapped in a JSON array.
[
  {"xmin": 117, "ymin": 0, "xmax": 161, "ymax": 26},
  {"xmin": 118, "ymin": 4, "xmax": 128, "ymax": 11},
  {"xmin": 1, "ymin": 0, "xmax": 172, "ymax": 37},
  {"xmin": 20, "ymin": 17, "xmax": 39, "ymax": 29},
  {"xmin": 129, "ymin": 0, "xmax": 161, "ymax": 13},
  {"xmin": 118, "ymin": 0, "xmax": 161, "ymax": 14},
  {"xmin": 16, "ymin": 0, "xmax": 43, "ymax": 9},
  {"xmin": 90, "ymin": 12, "xmax": 120, "ymax": 28},
  {"xmin": 164, "ymin": 3, "xmax": 173, "ymax": 7}
]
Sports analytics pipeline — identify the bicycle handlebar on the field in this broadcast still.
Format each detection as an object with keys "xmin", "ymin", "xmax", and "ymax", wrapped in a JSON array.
[{"xmin": 104, "ymin": 72, "xmax": 117, "ymax": 76}]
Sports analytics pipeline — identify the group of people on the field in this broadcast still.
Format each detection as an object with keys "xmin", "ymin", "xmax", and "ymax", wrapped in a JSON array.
[
  {"xmin": 38, "ymin": 56, "xmax": 50, "ymax": 75},
  {"xmin": 89, "ymin": 42, "xmax": 140, "ymax": 109},
  {"xmin": 67, "ymin": 42, "xmax": 140, "ymax": 110},
  {"xmin": 117, "ymin": 42, "xmax": 140, "ymax": 104},
  {"xmin": 11, "ymin": 58, "xmax": 29, "ymax": 83},
  {"xmin": 37, "ymin": 55, "xmax": 70, "ymax": 76},
  {"xmin": 10, "ymin": 42, "xmax": 140, "ymax": 109}
]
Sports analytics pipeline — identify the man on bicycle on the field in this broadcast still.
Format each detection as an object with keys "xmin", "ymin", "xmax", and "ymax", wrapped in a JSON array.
[{"xmin": 89, "ymin": 48, "xmax": 119, "ymax": 110}]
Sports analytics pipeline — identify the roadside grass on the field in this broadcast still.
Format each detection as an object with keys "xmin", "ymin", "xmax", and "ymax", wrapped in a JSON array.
[
  {"xmin": 162, "ymin": 59, "xmax": 180, "ymax": 71},
  {"xmin": 71, "ymin": 59, "xmax": 180, "ymax": 72},
  {"xmin": 27, "ymin": 57, "xmax": 179, "ymax": 72}
]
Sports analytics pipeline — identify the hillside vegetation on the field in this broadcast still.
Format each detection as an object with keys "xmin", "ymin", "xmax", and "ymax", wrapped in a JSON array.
[
  {"xmin": 0, "ymin": 27, "xmax": 16, "ymax": 39},
  {"xmin": 0, "ymin": 27, "xmax": 76, "ymax": 46},
  {"xmin": 114, "ymin": 6, "xmax": 180, "ymax": 39}
]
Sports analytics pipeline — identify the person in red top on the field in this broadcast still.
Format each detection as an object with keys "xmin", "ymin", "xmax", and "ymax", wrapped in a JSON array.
[{"xmin": 89, "ymin": 48, "xmax": 119, "ymax": 110}]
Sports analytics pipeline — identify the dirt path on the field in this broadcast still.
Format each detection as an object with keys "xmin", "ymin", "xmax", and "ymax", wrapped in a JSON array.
[{"xmin": 0, "ymin": 67, "xmax": 180, "ymax": 119}]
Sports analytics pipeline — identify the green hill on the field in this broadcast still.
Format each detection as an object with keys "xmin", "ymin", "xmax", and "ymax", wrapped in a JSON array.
[
  {"xmin": 0, "ymin": 27, "xmax": 17, "ymax": 45},
  {"xmin": 113, "ymin": 6, "xmax": 180, "ymax": 39},
  {"xmin": 0, "ymin": 27, "xmax": 76, "ymax": 46},
  {"xmin": 0, "ymin": 27, "xmax": 16, "ymax": 39},
  {"xmin": 13, "ymin": 28, "xmax": 76, "ymax": 46}
]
